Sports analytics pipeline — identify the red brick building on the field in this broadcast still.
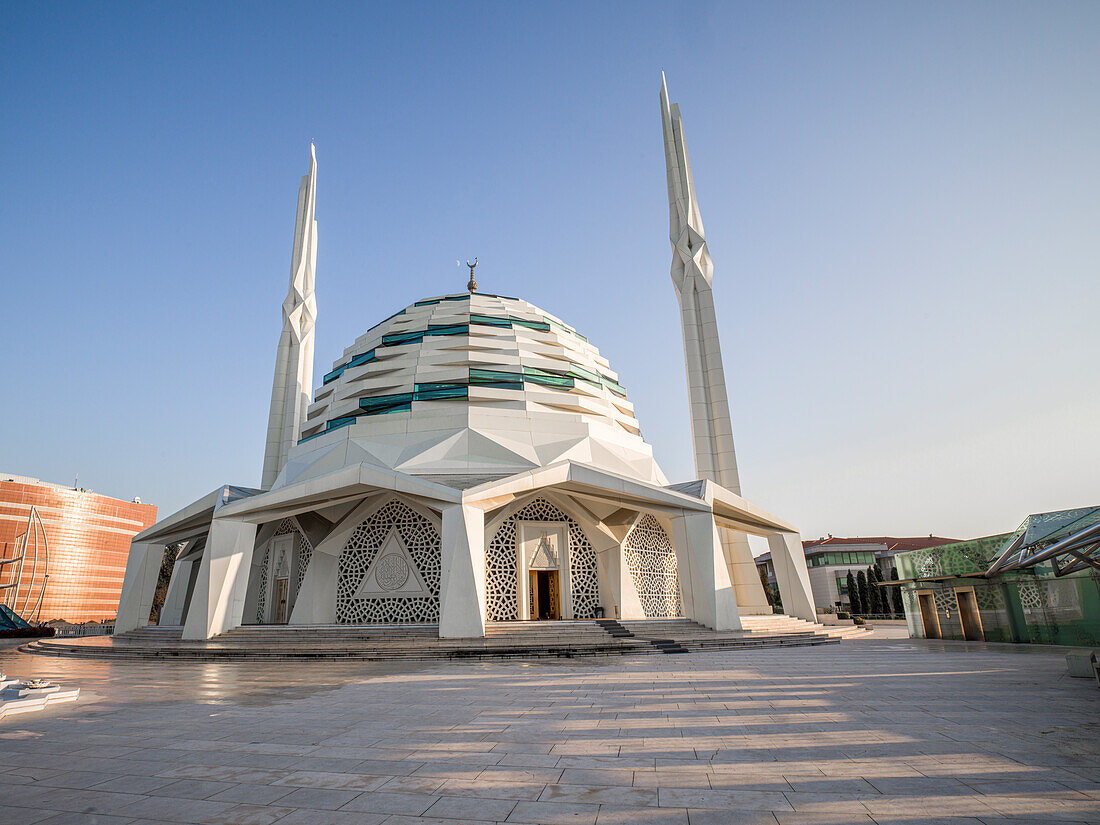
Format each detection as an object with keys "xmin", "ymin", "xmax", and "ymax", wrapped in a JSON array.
[{"xmin": 0, "ymin": 474, "xmax": 157, "ymax": 623}]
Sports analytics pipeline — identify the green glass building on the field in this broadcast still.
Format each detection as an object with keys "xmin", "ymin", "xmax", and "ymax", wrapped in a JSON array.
[{"xmin": 894, "ymin": 507, "xmax": 1100, "ymax": 646}]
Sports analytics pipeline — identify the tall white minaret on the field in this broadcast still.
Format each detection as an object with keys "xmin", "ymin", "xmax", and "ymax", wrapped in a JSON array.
[
  {"xmin": 262, "ymin": 143, "xmax": 317, "ymax": 489},
  {"xmin": 660, "ymin": 74, "xmax": 770, "ymax": 614}
]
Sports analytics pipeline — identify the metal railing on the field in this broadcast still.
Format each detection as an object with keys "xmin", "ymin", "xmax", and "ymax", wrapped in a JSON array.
[{"xmin": 52, "ymin": 623, "xmax": 115, "ymax": 637}]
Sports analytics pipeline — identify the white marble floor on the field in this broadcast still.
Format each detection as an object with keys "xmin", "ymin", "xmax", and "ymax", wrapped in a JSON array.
[{"xmin": 0, "ymin": 636, "xmax": 1097, "ymax": 825}]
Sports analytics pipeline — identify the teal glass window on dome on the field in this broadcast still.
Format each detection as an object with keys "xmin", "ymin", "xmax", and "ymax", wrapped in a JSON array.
[
  {"xmin": 469, "ymin": 314, "xmax": 512, "ymax": 328},
  {"xmin": 413, "ymin": 384, "xmax": 469, "ymax": 401},
  {"xmin": 359, "ymin": 393, "xmax": 414, "ymax": 415},
  {"xmin": 325, "ymin": 416, "xmax": 358, "ymax": 432},
  {"xmin": 470, "ymin": 368, "xmax": 524, "ymax": 391},
  {"xmin": 522, "ymin": 367, "xmax": 574, "ymax": 390}
]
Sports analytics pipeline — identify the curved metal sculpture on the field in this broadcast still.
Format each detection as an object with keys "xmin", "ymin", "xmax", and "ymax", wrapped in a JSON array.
[{"xmin": 0, "ymin": 506, "xmax": 49, "ymax": 621}]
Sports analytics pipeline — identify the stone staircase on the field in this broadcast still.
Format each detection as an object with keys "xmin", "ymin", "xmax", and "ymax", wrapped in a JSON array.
[
  {"xmin": 740, "ymin": 614, "xmax": 872, "ymax": 639},
  {"xmin": 23, "ymin": 616, "xmax": 845, "ymax": 661}
]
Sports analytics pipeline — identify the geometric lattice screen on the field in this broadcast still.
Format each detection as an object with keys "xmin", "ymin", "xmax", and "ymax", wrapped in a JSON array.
[
  {"xmin": 485, "ymin": 497, "xmax": 600, "ymax": 621},
  {"xmin": 254, "ymin": 517, "xmax": 313, "ymax": 623},
  {"xmin": 336, "ymin": 499, "xmax": 441, "ymax": 624},
  {"xmin": 624, "ymin": 513, "xmax": 682, "ymax": 618}
]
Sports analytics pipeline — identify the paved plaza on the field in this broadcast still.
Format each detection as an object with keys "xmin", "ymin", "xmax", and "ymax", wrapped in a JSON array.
[{"xmin": 0, "ymin": 636, "xmax": 1098, "ymax": 825}]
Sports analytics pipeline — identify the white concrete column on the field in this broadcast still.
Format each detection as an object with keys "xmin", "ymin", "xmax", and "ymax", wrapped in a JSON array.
[
  {"xmin": 669, "ymin": 511, "xmax": 742, "ymax": 631},
  {"xmin": 590, "ymin": 530, "xmax": 627, "ymax": 620},
  {"xmin": 115, "ymin": 541, "xmax": 164, "ymax": 634},
  {"xmin": 158, "ymin": 555, "xmax": 194, "ymax": 626},
  {"xmin": 767, "ymin": 531, "xmax": 817, "ymax": 622},
  {"xmin": 183, "ymin": 518, "xmax": 258, "ymax": 640},
  {"xmin": 289, "ymin": 550, "xmax": 338, "ymax": 625},
  {"xmin": 722, "ymin": 528, "xmax": 772, "ymax": 615},
  {"xmin": 439, "ymin": 503, "xmax": 486, "ymax": 638}
]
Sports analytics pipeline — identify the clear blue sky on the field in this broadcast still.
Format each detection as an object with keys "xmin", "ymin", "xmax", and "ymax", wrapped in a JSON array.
[{"xmin": 2, "ymin": 1, "xmax": 1097, "ymax": 541}]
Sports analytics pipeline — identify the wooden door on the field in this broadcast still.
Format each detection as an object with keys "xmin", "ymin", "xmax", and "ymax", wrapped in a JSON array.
[
  {"xmin": 917, "ymin": 592, "xmax": 941, "ymax": 639},
  {"xmin": 955, "ymin": 588, "xmax": 984, "ymax": 641},
  {"xmin": 528, "ymin": 570, "xmax": 561, "ymax": 620},
  {"xmin": 547, "ymin": 570, "xmax": 560, "ymax": 620},
  {"xmin": 274, "ymin": 577, "xmax": 289, "ymax": 624}
]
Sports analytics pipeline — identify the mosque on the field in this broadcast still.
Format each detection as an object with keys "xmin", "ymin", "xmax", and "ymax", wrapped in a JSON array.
[{"xmin": 115, "ymin": 77, "xmax": 816, "ymax": 641}]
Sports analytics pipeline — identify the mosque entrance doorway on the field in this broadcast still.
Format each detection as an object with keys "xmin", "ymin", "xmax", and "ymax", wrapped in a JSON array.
[
  {"xmin": 529, "ymin": 570, "xmax": 560, "ymax": 620},
  {"xmin": 273, "ymin": 578, "xmax": 289, "ymax": 624}
]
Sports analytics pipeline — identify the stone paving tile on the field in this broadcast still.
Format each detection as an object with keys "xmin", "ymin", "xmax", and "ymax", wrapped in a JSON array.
[
  {"xmin": 26, "ymin": 769, "xmax": 121, "ymax": 789},
  {"xmin": 274, "ymin": 810, "xmax": 388, "ymax": 825},
  {"xmin": 207, "ymin": 783, "xmax": 296, "ymax": 804},
  {"xmin": 479, "ymin": 766, "xmax": 565, "ymax": 784},
  {"xmin": 270, "ymin": 787, "xmax": 362, "ymax": 810},
  {"xmin": 412, "ymin": 762, "xmax": 489, "ymax": 780},
  {"xmin": 424, "ymin": 794, "xmax": 518, "ymax": 820},
  {"xmin": 339, "ymin": 790, "xmax": 440, "ymax": 815},
  {"xmin": 273, "ymin": 769, "xmax": 390, "ymax": 791},
  {"xmin": 772, "ymin": 814, "xmax": 876, "ymax": 824},
  {"xmin": 595, "ymin": 805, "xmax": 690, "ymax": 824},
  {"xmin": 686, "ymin": 811, "xmax": 779, "ymax": 825},
  {"xmin": 557, "ymin": 768, "xmax": 635, "ymax": 786},
  {"xmin": 88, "ymin": 774, "xmax": 178, "ymax": 794},
  {"xmin": 114, "ymin": 795, "xmax": 238, "ymax": 821},
  {"xmin": 206, "ymin": 803, "xmax": 299, "ymax": 825},
  {"xmin": 3, "ymin": 640, "xmax": 1100, "ymax": 825},
  {"xmin": 506, "ymin": 799, "xmax": 600, "ymax": 823},
  {"xmin": 540, "ymin": 782, "xmax": 659, "ymax": 806},
  {"xmin": 658, "ymin": 787, "xmax": 793, "ymax": 810},
  {"xmin": 632, "ymin": 769, "xmax": 712, "ymax": 789},
  {"xmin": 438, "ymin": 777, "xmax": 546, "ymax": 800},
  {"xmin": 35, "ymin": 814, "xmax": 136, "ymax": 825},
  {"xmin": 379, "ymin": 774, "xmax": 449, "ymax": 794},
  {"xmin": 150, "ymin": 778, "xmax": 240, "ymax": 798}
]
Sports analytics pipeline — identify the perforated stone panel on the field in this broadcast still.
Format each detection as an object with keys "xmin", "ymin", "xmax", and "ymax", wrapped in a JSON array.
[
  {"xmin": 337, "ymin": 500, "xmax": 441, "ymax": 624},
  {"xmin": 485, "ymin": 498, "xmax": 600, "ymax": 621},
  {"xmin": 624, "ymin": 514, "xmax": 682, "ymax": 618},
  {"xmin": 255, "ymin": 547, "xmax": 269, "ymax": 622},
  {"xmin": 254, "ymin": 518, "xmax": 313, "ymax": 623},
  {"xmin": 293, "ymin": 530, "xmax": 313, "ymax": 595}
]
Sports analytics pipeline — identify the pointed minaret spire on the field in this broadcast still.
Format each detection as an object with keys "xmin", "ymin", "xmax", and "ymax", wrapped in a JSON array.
[
  {"xmin": 661, "ymin": 74, "xmax": 739, "ymax": 492},
  {"xmin": 262, "ymin": 143, "xmax": 318, "ymax": 489},
  {"xmin": 661, "ymin": 75, "xmax": 770, "ymax": 613}
]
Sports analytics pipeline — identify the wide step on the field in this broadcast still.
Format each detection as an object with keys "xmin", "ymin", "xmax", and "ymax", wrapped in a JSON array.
[{"xmin": 24, "ymin": 618, "xmax": 841, "ymax": 661}]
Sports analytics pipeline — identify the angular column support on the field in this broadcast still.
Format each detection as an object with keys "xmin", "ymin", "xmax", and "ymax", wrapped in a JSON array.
[
  {"xmin": 183, "ymin": 518, "xmax": 258, "ymax": 640},
  {"xmin": 721, "ymin": 528, "xmax": 772, "ymax": 615},
  {"xmin": 439, "ymin": 503, "xmax": 486, "ymax": 638},
  {"xmin": 670, "ymin": 511, "xmax": 742, "ymax": 631},
  {"xmin": 115, "ymin": 541, "xmax": 165, "ymax": 634},
  {"xmin": 158, "ymin": 555, "xmax": 194, "ymax": 626},
  {"xmin": 768, "ymin": 531, "xmax": 817, "ymax": 622},
  {"xmin": 289, "ymin": 551, "xmax": 339, "ymax": 625}
]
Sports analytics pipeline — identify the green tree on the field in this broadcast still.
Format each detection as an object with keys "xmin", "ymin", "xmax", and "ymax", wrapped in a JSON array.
[
  {"xmin": 148, "ymin": 544, "xmax": 179, "ymax": 624},
  {"xmin": 868, "ymin": 564, "xmax": 884, "ymax": 614},
  {"xmin": 759, "ymin": 565, "xmax": 774, "ymax": 607},
  {"xmin": 846, "ymin": 570, "xmax": 861, "ymax": 614},
  {"xmin": 856, "ymin": 570, "xmax": 871, "ymax": 616},
  {"xmin": 889, "ymin": 567, "xmax": 904, "ymax": 615}
]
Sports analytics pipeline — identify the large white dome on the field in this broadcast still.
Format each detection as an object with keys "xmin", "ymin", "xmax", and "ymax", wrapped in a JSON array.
[{"xmin": 274, "ymin": 292, "xmax": 668, "ymax": 489}]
